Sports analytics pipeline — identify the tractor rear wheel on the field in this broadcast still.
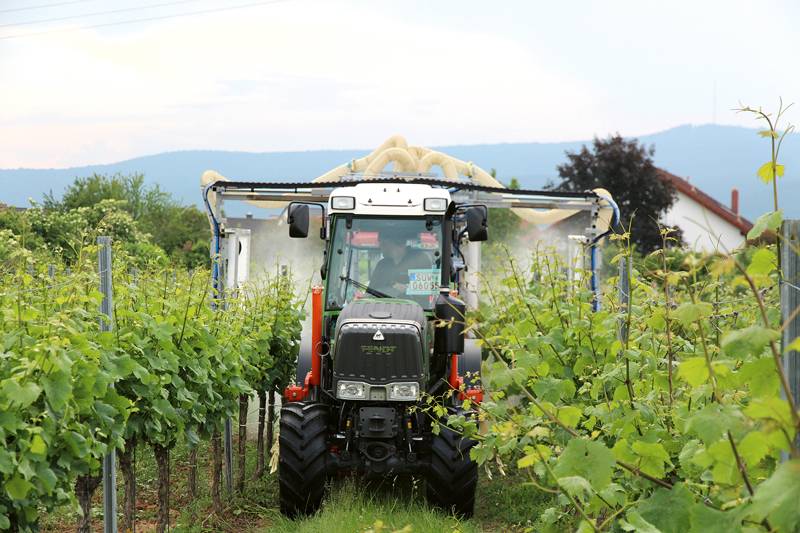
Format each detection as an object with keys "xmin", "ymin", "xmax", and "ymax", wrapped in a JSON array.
[
  {"xmin": 279, "ymin": 402, "xmax": 328, "ymax": 518},
  {"xmin": 426, "ymin": 406, "xmax": 479, "ymax": 518}
]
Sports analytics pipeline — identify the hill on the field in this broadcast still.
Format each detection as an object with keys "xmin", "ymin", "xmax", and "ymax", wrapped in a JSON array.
[{"xmin": 1, "ymin": 124, "xmax": 797, "ymax": 221}]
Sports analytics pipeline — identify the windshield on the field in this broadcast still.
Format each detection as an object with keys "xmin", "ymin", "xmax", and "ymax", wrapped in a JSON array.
[{"xmin": 325, "ymin": 216, "xmax": 443, "ymax": 310}]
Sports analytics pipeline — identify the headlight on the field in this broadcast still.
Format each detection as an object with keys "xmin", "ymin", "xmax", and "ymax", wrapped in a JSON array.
[
  {"xmin": 389, "ymin": 382, "xmax": 419, "ymax": 400},
  {"xmin": 338, "ymin": 381, "xmax": 366, "ymax": 399},
  {"xmin": 331, "ymin": 196, "xmax": 355, "ymax": 210},
  {"xmin": 424, "ymin": 198, "xmax": 447, "ymax": 212}
]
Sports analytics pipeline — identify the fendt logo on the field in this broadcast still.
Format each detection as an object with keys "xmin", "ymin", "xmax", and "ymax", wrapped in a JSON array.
[{"xmin": 360, "ymin": 345, "xmax": 397, "ymax": 355}]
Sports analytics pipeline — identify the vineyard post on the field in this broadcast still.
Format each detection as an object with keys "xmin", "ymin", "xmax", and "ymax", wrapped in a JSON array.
[
  {"xmin": 780, "ymin": 219, "xmax": 800, "ymax": 461},
  {"xmin": 98, "ymin": 236, "xmax": 118, "ymax": 533},
  {"xmin": 225, "ymin": 418, "xmax": 234, "ymax": 492},
  {"xmin": 618, "ymin": 256, "xmax": 630, "ymax": 348},
  {"xmin": 223, "ymin": 230, "xmax": 241, "ymax": 494}
]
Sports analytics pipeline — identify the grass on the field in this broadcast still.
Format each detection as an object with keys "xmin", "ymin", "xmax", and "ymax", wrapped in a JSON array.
[
  {"xmin": 474, "ymin": 463, "xmax": 555, "ymax": 532},
  {"xmin": 267, "ymin": 476, "xmax": 479, "ymax": 533}
]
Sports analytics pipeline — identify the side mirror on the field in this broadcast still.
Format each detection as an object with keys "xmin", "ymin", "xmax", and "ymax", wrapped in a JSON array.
[
  {"xmin": 465, "ymin": 206, "xmax": 488, "ymax": 242},
  {"xmin": 288, "ymin": 204, "xmax": 309, "ymax": 238}
]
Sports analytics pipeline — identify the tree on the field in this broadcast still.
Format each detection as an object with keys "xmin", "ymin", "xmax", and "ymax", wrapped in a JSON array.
[
  {"xmin": 44, "ymin": 173, "xmax": 210, "ymax": 268},
  {"xmin": 548, "ymin": 134, "xmax": 680, "ymax": 253}
]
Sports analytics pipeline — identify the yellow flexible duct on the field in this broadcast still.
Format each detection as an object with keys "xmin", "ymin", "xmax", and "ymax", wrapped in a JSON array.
[
  {"xmin": 363, "ymin": 147, "xmax": 417, "ymax": 176},
  {"xmin": 417, "ymin": 151, "xmax": 459, "ymax": 181},
  {"xmin": 313, "ymin": 135, "xmax": 408, "ymax": 182},
  {"xmin": 408, "ymin": 145, "xmax": 431, "ymax": 160}
]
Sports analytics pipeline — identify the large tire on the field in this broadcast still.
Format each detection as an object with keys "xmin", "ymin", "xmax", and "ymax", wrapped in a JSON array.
[
  {"xmin": 427, "ymin": 406, "xmax": 479, "ymax": 518},
  {"xmin": 279, "ymin": 402, "xmax": 329, "ymax": 518}
]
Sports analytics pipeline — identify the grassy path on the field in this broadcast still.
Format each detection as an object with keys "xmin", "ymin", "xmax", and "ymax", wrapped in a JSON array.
[{"xmin": 41, "ymin": 435, "xmax": 551, "ymax": 532}]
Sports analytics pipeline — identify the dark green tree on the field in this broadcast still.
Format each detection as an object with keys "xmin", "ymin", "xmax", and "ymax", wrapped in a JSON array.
[{"xmin": 547, "ymin": 134, "xmax": 680, "ymax": 253}]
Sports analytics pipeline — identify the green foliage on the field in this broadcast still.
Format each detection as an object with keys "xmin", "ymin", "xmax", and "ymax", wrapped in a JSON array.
[
  {"xmin": 0, "ymin": 226, "xmax": 305, "ymax": 531},
  {"xmin": 0, "ymin": 240, "xmax": 131, "ymax": 532},
  {"xmin": 748, "ymin": 210, "xmax": 784, "ymax": 241},
  {"xmin": 468, "ymin": 236, "xmax": 797, "ymax": 532}
]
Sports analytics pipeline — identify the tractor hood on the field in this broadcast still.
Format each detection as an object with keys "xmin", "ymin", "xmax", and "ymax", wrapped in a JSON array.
[
  {"xmin": 337, "ymin": 300, "xmax": 425, "ymax": 328},
  {"xmin": 333, "ymin": 300, "xmax": 426, "ymax": 395}
]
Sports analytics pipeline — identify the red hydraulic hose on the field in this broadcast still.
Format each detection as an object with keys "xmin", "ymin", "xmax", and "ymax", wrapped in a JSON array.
[
  {"xmin": 310, "ymin": 285, "xmax": 323, "ymax": 386},
  {"xmin": 449, "ymin": 353, "xmax": 459, "ymax": 391}
]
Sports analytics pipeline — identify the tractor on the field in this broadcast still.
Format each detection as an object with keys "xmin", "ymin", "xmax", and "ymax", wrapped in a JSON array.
[{"xmin": 280, "ymin": 179, "xmax": 486, "ymax": 518}]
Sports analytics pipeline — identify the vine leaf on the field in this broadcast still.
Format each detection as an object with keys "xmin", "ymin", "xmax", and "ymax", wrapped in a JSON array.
[
  {"xmin": 722, "ymin": 326, "xmax": 779, "ymax": 360},
  {"xmin": 743, "ymin": 397, "xmax": 795, "ymax": 448},
  {"xmin": 674, "ymin": 302, "xmax": 713, "ymax": 327},
  {"xmin": 758, "ymin": 130, "xmax": 780, "ymax": 139},
  {"xmin": 784, "ymin": 337, "xmax": 800, "ymax": 353},
  {"xmin": 747, "ymin": 210, "xmax": 783, "ymax": 240},
  {"xmin": 746, "ymin": 248, "xmax": 777, "ymax": 276},
  {"xmin": 2, "ymin": 381, "xmax": 42, "ymax": 409},
  {"xmin": 688, "ymin": 503, "xmax": 742, "ymax": 533},
  {"xmin": 533, "ymin": 376, "xmax": 575, "ymax": 403},
  {"xmin": 735, "ymin": 357, "xmax": 779, "ymax": 398},
  {"xmin": 5, "ymin": 474, "xmax": 35, "ymax": 500},
  {"xmin": 756, "ymin": 161, "xmax": 785, "ymax": 183},
  {"xmin": 638, "ymin": 483, "xmax": 695, "ymax": 533},
  {"xmin": 42, "ymin": 372, "xmax": 72, "ymax": 411},
  {"xmin": 0, "ymin": 449, "xmax": 14, "ymax": 474},
  {"xmin": 683, "ymin": 404, "xmax": 743, "ymax": 446},
  {"xmin": 631, "ymin": 441, "xmax": 672, "ymax": 478},
  {"xmin": 554, "ymin": 438, "xmax": 616, "ymax": 492},
  {"xmin": 744, "ymin": 459, "xmax": 800, "ymax": 532},
  {"xmin": 558, "ymin": 475, "xmax": 595, "ymax": 499},
  {"xmin": 677, "ymin": 358, "xmax": 710, "ymax": 388},
  {"xmin": 555, "ymin": 406, "xmax": 583, "ymax": 428},
  {"xmin": 621, "ymin": 511, "xmax": 662, "ymax": 533},
  {"xmin": 488, "ymin": 362, "xmax": 525, "ymax": 388},
  {"xmin": 710, "ymin": 258, "xmax": 736, "ymax": 277}
]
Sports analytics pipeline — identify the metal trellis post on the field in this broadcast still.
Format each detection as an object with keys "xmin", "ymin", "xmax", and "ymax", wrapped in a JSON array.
[
  {"xmin": 98, "ymin": 236, "xmax": 118, "ymax": 533},
  {"xmin": 781, "ymin": 220, "xmax": 800, "ymax": 462},
  {"xmin": 618, "ymin": 257, "xmax": 630, "ymax": 351}
]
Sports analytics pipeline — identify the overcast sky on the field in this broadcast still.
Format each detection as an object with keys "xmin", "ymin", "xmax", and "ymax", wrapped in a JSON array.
[{"xmin": 1, "ymin": 0, "xmax": 798, "ymax": 170}]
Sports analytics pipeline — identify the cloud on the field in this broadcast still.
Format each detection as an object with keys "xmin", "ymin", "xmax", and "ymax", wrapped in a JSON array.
[
  {"xmin": 0, "ymin": 1, "xmax": 595, "ymax": 168},
  {"xmin": 1, "ymin": 0, "xmax": 797, "ymax": 169}
]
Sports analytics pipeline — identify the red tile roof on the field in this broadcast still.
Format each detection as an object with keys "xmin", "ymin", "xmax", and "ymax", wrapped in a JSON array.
[{"xmin": 659, "ymin": 169, "xmax": 753, "ymax": 236}]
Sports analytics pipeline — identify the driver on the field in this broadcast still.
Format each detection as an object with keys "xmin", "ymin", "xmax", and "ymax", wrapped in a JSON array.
[{"xmin": 368, "ymin": 229, "xmax": 430, "ymax": 297}]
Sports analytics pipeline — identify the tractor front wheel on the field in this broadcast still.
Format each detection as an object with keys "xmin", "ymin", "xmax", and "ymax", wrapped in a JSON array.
[
  {"xmin": 279, "ymin": 402, "xmax": 329, "ymax": 518},
  {"xmin": 426, "ymin": 406, "xmax": 479, "ymax": 518}
]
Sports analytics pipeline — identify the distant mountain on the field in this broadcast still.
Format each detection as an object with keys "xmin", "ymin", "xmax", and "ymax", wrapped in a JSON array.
[{"xmin": 2, "ymin": 124, "xmax": 796, "ymax": 221}]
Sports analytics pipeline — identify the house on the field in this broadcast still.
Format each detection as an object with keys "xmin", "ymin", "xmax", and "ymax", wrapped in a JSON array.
[
  {"xmin": 536, "ymin": 170, "xmax": 754, "ymax": 255},
  {"xmin": 659, "ymin": 170, "xmax": 753, "ymax": 252}
]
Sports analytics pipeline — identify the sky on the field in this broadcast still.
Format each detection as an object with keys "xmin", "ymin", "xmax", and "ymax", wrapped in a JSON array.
[{"xmin": 1, "ymin": 0, "xmax": 798, "ymax": 170}]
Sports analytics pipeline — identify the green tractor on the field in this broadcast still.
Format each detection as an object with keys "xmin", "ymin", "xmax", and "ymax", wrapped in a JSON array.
[{"xmin": 280, "ymin": 180, "xmax": 486, "ymax": 518}]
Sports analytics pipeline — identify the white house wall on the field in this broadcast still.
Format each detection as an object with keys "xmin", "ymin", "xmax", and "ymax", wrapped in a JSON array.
[{"xmin": 662, "ymin": 191, "xmax": 746, "ymax": 252}]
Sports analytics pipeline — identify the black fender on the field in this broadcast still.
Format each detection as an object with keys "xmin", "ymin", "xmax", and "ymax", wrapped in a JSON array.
[
  {"xmin": 458, "ymin": 338, "xmax": 482, "ymax": 388},
  {"xmin": 296, "ymin": 335, "xmax": 313, "ymax": 386}
]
